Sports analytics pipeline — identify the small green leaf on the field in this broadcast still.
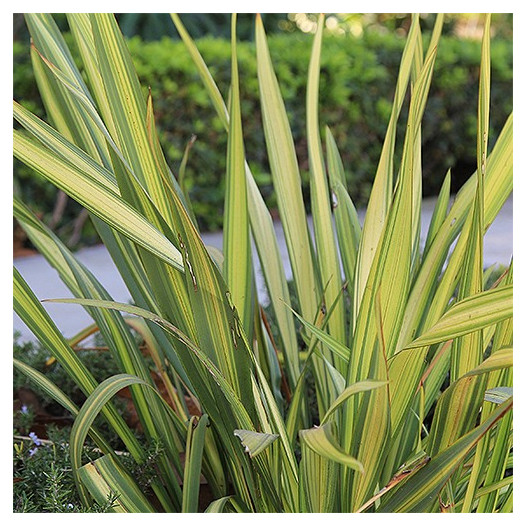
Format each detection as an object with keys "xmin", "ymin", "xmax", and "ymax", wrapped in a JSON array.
[
  {"xmin": 485, "ymin": 387, "xmax": 513, "ymax": 404},
  {"xmin": 233, "ymin": 429, "xmax": 279, "ymax": 457}
]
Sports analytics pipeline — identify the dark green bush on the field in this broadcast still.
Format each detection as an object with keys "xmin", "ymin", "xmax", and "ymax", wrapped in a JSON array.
[
  {"xmin": 13, "ymin": 425, "xmax": 117, "ymax": 513},
  {"xmin": 14, "ymin": 29, "xmax": 512, "ymax": 235},
  {"xmin": 13, "ymin": 334, "xmax": 163, "ymax": 512},
  {"xmin": 13, "ymin": 333, "xmax": 123, "ymax": 415}
]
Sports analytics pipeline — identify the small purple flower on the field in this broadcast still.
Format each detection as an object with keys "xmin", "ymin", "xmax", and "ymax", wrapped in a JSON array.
[
  {"xmin": 20, "ymin": 405, "xmax": 28, "ymax": 414},
  {"xmin": 28, "ymin": 448, "xmax": 38, "ymax": 457},
  {"xmin": 28, "ymin": 432, "xmax": 42, "ymax": 447}
]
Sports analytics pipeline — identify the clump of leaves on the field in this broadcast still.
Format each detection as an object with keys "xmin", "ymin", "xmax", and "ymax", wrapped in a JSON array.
[{"xmin": 13, "ymin": 13, "xmax": 512, "ymax": 513}]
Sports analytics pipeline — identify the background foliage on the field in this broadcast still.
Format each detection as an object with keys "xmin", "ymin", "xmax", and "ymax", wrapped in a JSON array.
[{"xmin": 14, "ymin": 24, "xmax": 512, "ymax": 237}]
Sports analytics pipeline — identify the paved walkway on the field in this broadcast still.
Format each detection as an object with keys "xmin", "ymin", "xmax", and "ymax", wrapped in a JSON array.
[{"xmin": 13, "ymin": 196, "xmax": 513, "ymax": 342}]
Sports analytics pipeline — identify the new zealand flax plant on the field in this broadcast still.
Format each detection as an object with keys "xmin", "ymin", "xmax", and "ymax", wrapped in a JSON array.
[{"xmin": 13, "ymin": 13, "xmax": 512, "ymax": 512}]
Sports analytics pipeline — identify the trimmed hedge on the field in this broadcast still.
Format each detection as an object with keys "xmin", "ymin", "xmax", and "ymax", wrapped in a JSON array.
[{"xmin": 14, "ymin": 30, "xmax": 512, "ymax": 234}]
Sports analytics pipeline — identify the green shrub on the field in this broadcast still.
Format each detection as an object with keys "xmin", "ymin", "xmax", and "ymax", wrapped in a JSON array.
[
  {"xmin": 13, "ymin": 333, "xmax": 136, "ymax": 452},
  {"xmin": 14, "ymin": 28, "xmax": 512, "ymax": 234},
  {"xmin": 13, "ymin": 332, "xmax": 123, "ymax": 417},
  {"xmin": 13, "ymin": 425, "xmax": 117, "ymax": 513}
]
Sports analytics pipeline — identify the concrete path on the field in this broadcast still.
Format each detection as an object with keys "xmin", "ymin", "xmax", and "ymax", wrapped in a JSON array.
[{"xmin": 13, "ymin": 196, "xmax": 513, "ymax": 342}]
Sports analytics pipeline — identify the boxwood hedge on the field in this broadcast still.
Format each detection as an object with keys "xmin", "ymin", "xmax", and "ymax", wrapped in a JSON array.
[{"xmin": 14, "ymin": 29, "xmax": 512, "ymax": 235}]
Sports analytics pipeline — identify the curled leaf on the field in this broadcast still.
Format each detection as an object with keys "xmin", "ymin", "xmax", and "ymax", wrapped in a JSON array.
[
  {"xmin": 300, "ymin": 423, "xmax": 364, "ymax": 473},
  {"xmin": 234, "ymin": 429, "xmax": 279, "ymax": 457}
]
